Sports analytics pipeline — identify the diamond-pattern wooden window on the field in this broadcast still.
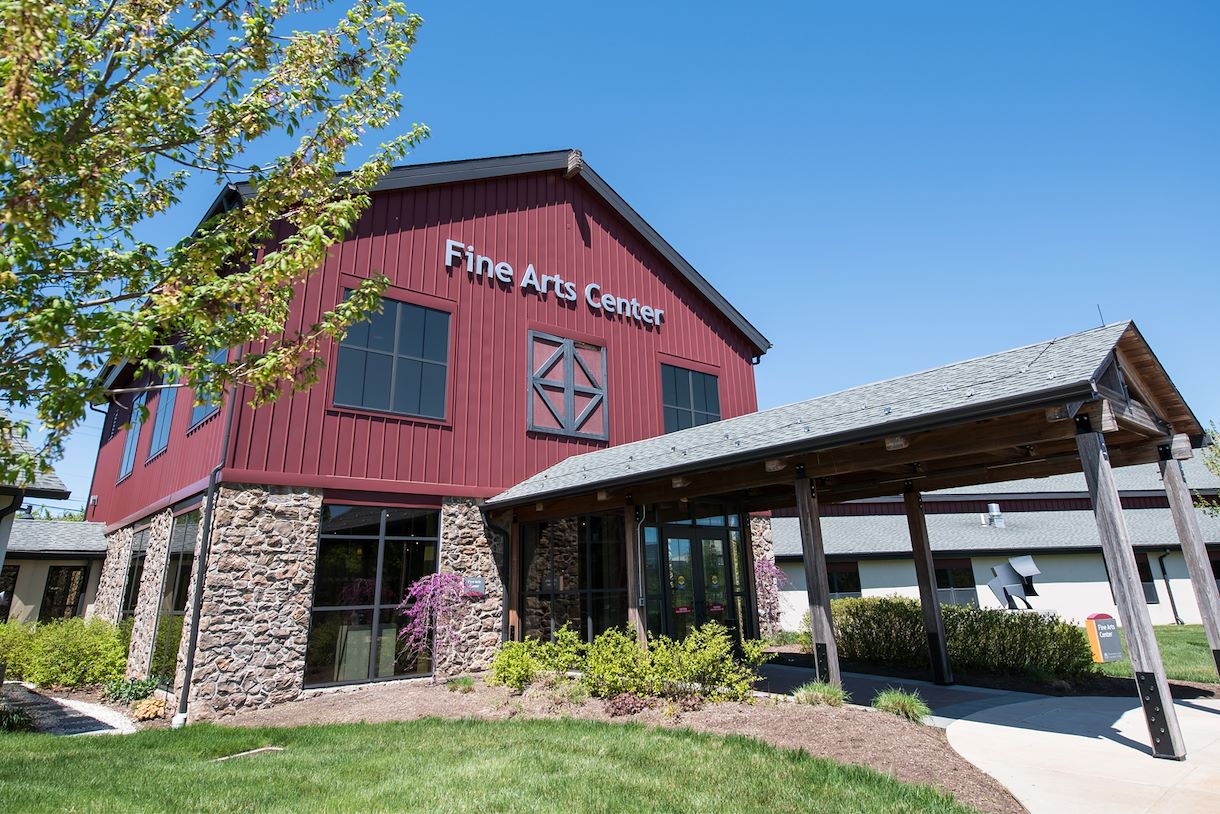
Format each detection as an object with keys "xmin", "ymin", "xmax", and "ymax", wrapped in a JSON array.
[{"xmin": 528, "ymin": 331, "xmax": 608, "ymax": 441}]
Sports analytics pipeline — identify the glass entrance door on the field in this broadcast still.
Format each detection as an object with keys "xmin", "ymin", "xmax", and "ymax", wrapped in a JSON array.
[{"xmin": 664, "ymin": 529, "xmax": 733, "ymax": 638}]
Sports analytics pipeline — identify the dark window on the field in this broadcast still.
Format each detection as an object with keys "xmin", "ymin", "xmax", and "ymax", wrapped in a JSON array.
[
  {"xmin": 39, "ymin": 565, "xmax": 89, "ymax": 621},
  {"xmin": 334, "ymin": 296, "xmax": 450, "ymax": 419},
  {"xmin": 828, "ymin": 562, "xmax": 862, "ymax": 599},
  {"xmin": 1135, "ymin": 553, "xmax": 1159, "ymax": 605},
  {"xmin": 304, "ymin": 505, "xmax": 440, "ymax": 688},
  {"xmin": 1210, "ymin": 548, "xmax": 1220, "ymax": 594},
  {"xmin": 150, "ymin": 512, "xmax": 198, "ymax": 684},
  {"xmin": 190, "ymin": 348, "xmax": 229, "ymax": 428},
  {"xmin": 520, "ymin": 514, "xmax": 627, "ymax": 642},
  {"xmin": 0, "ymin": 564, "xmax": 18, "ymax": 622},
  {"xmin": 118, "ymin": 393, "xmax": 147, "ymax": 481},
  {"xmin": 121, "ymin": 528, "xmax": 149, "ymax": 619},
  {"xmin": 934, "ymin": 559, "xmax": 978, "ymax": 607},
  {"xmin": 147, "ymin": 375, "xmax": 177, "ymax": 458},
  {"xmin": 661, "ymin": 364, "xmax": 720, "ymax": 432},
  {"xmin": 527, "ymin": 331, "xmax": 607, "ymax": 440}
]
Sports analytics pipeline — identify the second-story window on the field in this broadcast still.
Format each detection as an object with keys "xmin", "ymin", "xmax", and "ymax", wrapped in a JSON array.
[
  {"xmin": 333, "ymin": 296, "xmax": 451, "ymax": 419},
  {"xmin": 527, "ymin": 331, "xmax": 608, "ymax": 440},
  {"xmin": 190, "ymin": 348, "xmax": 229, "ymax": 428},
  {"xmin": 661, "ymin": 363, "xmax": 720, "ymax": 432},
  {"xmin": 147, "ymin": 375, "xmax": 177, "ymax": 459},
  {"xmin": 118, "ymin": 393, "xmax": 146, "ymax": 481}
]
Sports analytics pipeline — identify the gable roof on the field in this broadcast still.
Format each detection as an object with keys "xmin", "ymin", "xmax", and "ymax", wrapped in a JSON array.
[
  {"xmin": 223, "ymin": 149, "xmax": 771, "ymax": 357},
  {"xmin": 487, "ymin": 321, "xmax": 1202, "ymax": 509},
  {"xmin": 1, "ymin": 434, "xmax": 70, "ymax": 499},
  {"xmin": 6, "ymin": 520, "xmax": 106, "ymax": 556}
]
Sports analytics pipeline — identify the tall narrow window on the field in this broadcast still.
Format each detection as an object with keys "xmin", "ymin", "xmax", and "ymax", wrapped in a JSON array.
[
  {"xmin": 304, "ymin": 505, "xmax": 439, "ymax": 687},
  {"xmin": 39, "ymin": 565, "xmax": 89, "ymax": 621},
  {"xmin": 118, "ymin": 393, "xmax": 147, "ymax": 481},
  {"xmin": 121, "ymin": 528, "xmax": 149, "ymax": 619},
  {"xmin": 0, "ymin": 564, "xmax": 18, "ymax": 622},
  {"xmin": 190, "ymin": 348, "xmax": 229, "ymax": 428},
  {"xmin": 150, "ymin": 512, "xmax": 198, "ymax": 684},
  {"xmin": 147, "ymin": 375, "xmax": 177, "ymax": 459},
  {"xmin": 527, "ymin": 331, "xmax": 607, "ymax": 440},
  {"xmin": 661, "ymin": 364, "xmax": 720, "ymax": 432},
  {"xmin": 333, "ymin": 297, "xmax": 450, "ymax": 419}
]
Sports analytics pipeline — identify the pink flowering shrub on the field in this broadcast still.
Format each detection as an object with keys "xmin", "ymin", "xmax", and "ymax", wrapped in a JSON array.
[
  {"xmin": 398, "ymin": 572, "xmax": 475, "ymax": 680},
  {"xmin": 754, "ymin": 558, "xmax": 789, "ymax": 638}
]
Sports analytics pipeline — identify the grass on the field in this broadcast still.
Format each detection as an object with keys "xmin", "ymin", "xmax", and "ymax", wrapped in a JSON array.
[
  {"xmin": 872, "ymin": 689, "xmax": 932, "ymax": 723},
  {"xmin": 1096, "ymin": 625, "xmax": 1219, "ymax": 684},
  {"xmin": 792, "ymin": 680, "xmax": 851, "ymax": 707},
  {"xmin": 0, "ymin": 717, "xmax": 979, "ymax": 813}
]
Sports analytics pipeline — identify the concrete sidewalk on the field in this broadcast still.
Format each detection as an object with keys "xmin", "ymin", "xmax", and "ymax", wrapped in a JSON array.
[{"xmin": 947, "ymin": 695, "xmax": 1220, "ymax": 814}]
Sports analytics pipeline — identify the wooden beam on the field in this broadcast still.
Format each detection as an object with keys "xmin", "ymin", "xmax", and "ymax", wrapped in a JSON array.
[
  {"xmin": 903, "ymin": 486, "xmax": 953, "ymax": 686},
  {"xmin": 507, "ymin": 521, "xmax": 521, "ymax": 641},
  {"xmin": 795, "ymin": 469, "xmax": 841, "ymax": 686},
  {"xmin": 624, "ymin": 505, "xmax": 647, "ymax": 646},
  {"xmin": 1158, "ymin": 441, "xmax": 1220, "ymax": 677},
  {"xmin": 1077, "ymin": 423, "xmax": 1185, "ymax": 759}
]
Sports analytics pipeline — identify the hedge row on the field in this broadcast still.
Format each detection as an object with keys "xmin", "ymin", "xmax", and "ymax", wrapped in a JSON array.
[
  {"xmin": 811, "ymin": 596, "xmax": 1095, "ymax": 679},
  {"xmin": 0, "ymin": 618, "xmax": 127, "ymax": 687}
]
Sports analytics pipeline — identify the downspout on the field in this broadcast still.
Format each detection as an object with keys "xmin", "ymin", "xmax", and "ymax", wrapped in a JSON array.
[
  {"xmin": 1157, "ymin": 550, "xmax": 1184, "ymax": 626},
  {"xmin": 634, "ymin": 504, "xmax": 647, "ymax": 617},
  {"xmin": 172, "ymin": 376, "xmax": 240, "ymax": 729},
  {"xmin": 0, "ymin": 491, "xmax": 22, "ymax": 684},
  {"xmin": 482, "ymin": 509, "xmax": 512, "ymax": 642}
]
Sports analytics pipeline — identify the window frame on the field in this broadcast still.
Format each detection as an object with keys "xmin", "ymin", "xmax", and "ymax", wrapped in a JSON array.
[
  {"xmin": 38, "ymin": 564, "xmax": 90, "ymax": 621},
  {"xmin": 146, "ymin": 375, "xmax": 178, "ymax": 461},
  {"xmin": 526, "ymin": 330, "xmax": 609, "ymax": 441},
  {"xmin": 117, "ymin": 393, "xmax": 147, "ymax": 483},
  {"xmin": 0, "ymin": 564, "xmax": 18, "ymax": 623},
  {"xmin": 330, "ymin": 293, "xmax": 453, "ymax": 422},
  {"xmin": 660, "ymin": 362, "xmax": 721, "ymax": 433},
  {"xmin": 188, "ymin": 348, "xmax": 230, "ymax": 431}
]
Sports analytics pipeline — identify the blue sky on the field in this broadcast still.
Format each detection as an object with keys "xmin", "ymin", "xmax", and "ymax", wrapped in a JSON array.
[{"xmin": 31, "ymin": 1, "xmax": 1220, "ymax": 514}]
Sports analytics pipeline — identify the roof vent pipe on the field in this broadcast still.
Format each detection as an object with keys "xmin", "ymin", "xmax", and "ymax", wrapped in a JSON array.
[{"xmin": 987, "ymin": 503, "xmax": 1005, "ymax": 529}]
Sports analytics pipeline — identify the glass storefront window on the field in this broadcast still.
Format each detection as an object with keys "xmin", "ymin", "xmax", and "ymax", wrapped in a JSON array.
[
  {"xmin": 304, "ymin": 505, "xmax": 439, "ymax": 688},
  {"xmin": 151, "ymin": 511, "xmax": 198, "ymax": 685}
]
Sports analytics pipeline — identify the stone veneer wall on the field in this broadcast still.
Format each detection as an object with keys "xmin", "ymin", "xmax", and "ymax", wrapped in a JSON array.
[
  {"xmin": 437, "ymin": 497, "xmax": 505, "ymax": 677},
  {"xmin": 178, "ymin": 483, "xmax": 322, "ymax": 719},
  {"xmin": 126, "ymin": 508, "xmax": 174, "ymax": 678},
  {"xmin": 91, "ymin": 526, "xmax": 133, "ymax": 623},
  {"xmin": 749, "ymin": 514, "xmax": 782, "ymax": 638}
]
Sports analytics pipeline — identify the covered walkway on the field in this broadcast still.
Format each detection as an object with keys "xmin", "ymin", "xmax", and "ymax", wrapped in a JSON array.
[{"xmin": 488, "ymin": 321, "xmax": 1220, "ymax": 760}]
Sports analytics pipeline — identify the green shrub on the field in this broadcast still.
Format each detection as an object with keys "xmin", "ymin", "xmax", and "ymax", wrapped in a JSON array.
[
  {"xmin": 582, "ymin": 626, "xmax": 654, "ymax": 698},
  {"xmin": 536, "ymin": 623, "xmax": 585, "ymax": 673},
  {"xmin": 792, "ymin": 680, "xmax": 849, "ymax": 707},
  {"xmin": 0, "ymin": 703, "xmax": 35, "ymax": 732},
  {"xmin": 0, "ymin": 622, "xmax": 35, "ymax": 678},
  {"xmin": 831, "ymin": 596, "xmax": 1095, "ymax": 679},
  {"xmin": 647, "ymin": 622, "xmax": 764, "ymax": 702},
  {"xmin": 102, "ymin": 675, "xmax": 160, "ymax": 704},
  {"xmin": 488, "ymin": 641, "xmax": 538, "ymax": 692},
  {"xmin": 23, "ymin": 618, "xmax": 127, "ymax": 688},
  {"xmin": 872, "ymin": 688, "xmax": 931, "ymax": 723}
]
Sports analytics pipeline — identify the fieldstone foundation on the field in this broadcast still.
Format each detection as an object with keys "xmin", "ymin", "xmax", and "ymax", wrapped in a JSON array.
[
  {"xmin": 179, "ymin": 484, "xmax": 322, "ymax": 719},
  {"xmin": 749, "ymin": 514, "xmax": 782, "ymax": 638},
  {"xmin": 126, "ymin": 508, "xmax": 174, "ymax": 678},
  {"xmin": 91, "ymin": 526, "xmax": 133, "ymax": 623},
  {"xmin": 437, "ymin": 497, "xmax": 505, "ymax": 676}
]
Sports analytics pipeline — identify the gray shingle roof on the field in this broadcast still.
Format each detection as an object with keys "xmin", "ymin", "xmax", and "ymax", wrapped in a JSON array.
[
  {"xmin": 771, "ymin": 505, "xmax": 1220, "ymax": 559},
  {"xmin": 2, "ymin": 434, "xmax": 69, "ymax": 498},
  {"xmin": 6, "ymin": 520, "xmax": 107, "ymax": 556},
  {"xmin": 488, "ymin": 322, "xmax": 1131, "ymax": 507},
  {"xmin": 927, "ymin": 456, "xmax": 1220, "ymax": 497}
]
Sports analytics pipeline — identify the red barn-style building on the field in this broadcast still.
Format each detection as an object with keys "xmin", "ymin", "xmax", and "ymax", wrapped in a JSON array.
[{"xmin": 87, "ymin": 151, "xmax": 772, "ymax": 717}]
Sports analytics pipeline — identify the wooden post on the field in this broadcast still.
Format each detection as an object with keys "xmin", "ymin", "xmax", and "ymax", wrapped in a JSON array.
[
  {"xmin": 795, "ymin": 466, "xmax": 841, "ymax": 686},
  {"xmin": 1077, "ymin": 419, "xmax": 1185, "ymax": 760},
  {"xmin": 903, "ymin": 484, "xmax": 954, "ymax": 686},
  {"xmin": 624, "ymin": 505, "xmax": 647, "ymax": 645},
  {"xmin": 507, "ymin": 520, "xmax": 521, "ymax": 641},
  {"xmin": 1158, "ymin": 438, "xmax": 1220, "ymax": 677}
]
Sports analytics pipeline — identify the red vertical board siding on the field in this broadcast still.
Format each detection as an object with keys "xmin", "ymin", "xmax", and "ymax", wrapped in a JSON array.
[{"xmin": 91, "ymin": 169, "xmax": 762, "ymax": 524}]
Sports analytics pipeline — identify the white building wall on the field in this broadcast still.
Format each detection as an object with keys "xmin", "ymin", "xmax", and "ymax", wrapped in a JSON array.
[{"xmin": 778, "ymin": 550, "xmax": 1210, "ymax": 631}]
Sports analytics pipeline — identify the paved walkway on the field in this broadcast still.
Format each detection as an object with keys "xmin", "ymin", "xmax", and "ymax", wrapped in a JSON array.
[
  {"xmin": 758, "ymin": 665, "xmax": 1220, "ymax": 814},
  {"xmin": 1, "ymin": 682, "xmax": 136, "ymax": 735},
  {"xmin": 947, "ymin": 696, "xmax": 1220, "ymax": 814}
]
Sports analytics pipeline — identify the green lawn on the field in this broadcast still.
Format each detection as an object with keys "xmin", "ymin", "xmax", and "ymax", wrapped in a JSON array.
[
  {"xmin": 1097, "ymin": 625, "xmax": 1219, "ymax": 684},
  {"xmin": 0, "ymin": 717, "xmax": 977, "ymax": 814}
]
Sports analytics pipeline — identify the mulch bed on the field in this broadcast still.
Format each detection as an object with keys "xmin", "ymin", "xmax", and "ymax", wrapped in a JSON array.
[{"xmin": 217, "ymin": 677, "xmax": 1027, "ymax": 814}]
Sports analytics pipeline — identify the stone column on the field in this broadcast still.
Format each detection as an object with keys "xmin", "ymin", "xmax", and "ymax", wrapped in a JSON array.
[
  {"xmin": 179, "ymin": 484, "xmax": 322, "ymax": 719},
  {"xmin": 91, "ymin": 526, "xmax": 133, "ymax": 623},
  {"xmin": 126, "ymin": 508, "xmax": 174, "ymax": 678},
  {"xmin": 748, "ymin": 514, "xmax": 782, "ymax": 638},
  {"xmin": 437, "ymin": 497, "xmax": 505, "ymax": 676}
]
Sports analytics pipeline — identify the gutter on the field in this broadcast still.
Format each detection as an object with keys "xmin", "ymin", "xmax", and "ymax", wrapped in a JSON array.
[
  {"xmin": 172, "ymin": 373, "xmax": 241, "ymax": 728},
  {"xmin": 486, "ymin": 379, "xmax": 1101, "ymax": 511},
  {"xmin": 1157, "ymin": 550, "xmax": 1184, "ymax": 625}
]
